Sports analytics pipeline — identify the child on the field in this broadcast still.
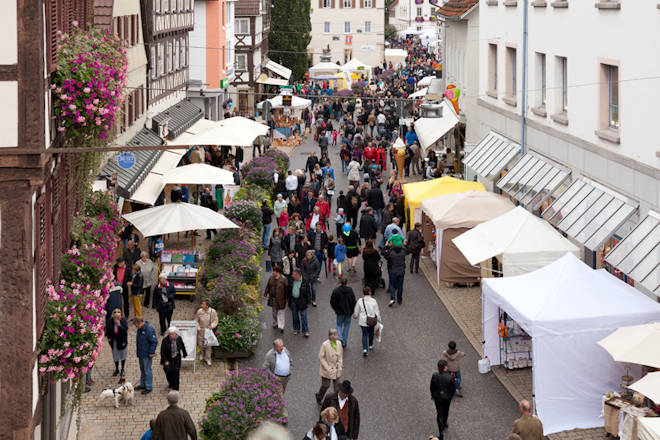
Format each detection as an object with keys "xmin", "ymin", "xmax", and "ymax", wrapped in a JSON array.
[
  {"xmin": 326, "ymin": 234, "xmax": 336, "ymax": 276},
  {"xmin": 334, "ymin": 237, "xmax": 347, "ymax": 278},
  {"xmin": 335, "ymin": 208, "xmax": 346, "ymax": 238},
  {"xmin": 140, "ymin": 420, "xmax": 155, "ymax": 440},
  {"xmin": 332, "ymin": 129, "xmax": 338, "ymax": 146},
  {"xmin": 442, "ymin": 340, "xmax": 466, "ymax": 397},
  {"xmin": 278, "ymin": 210, "xmax": 290, "ymax": 236}
]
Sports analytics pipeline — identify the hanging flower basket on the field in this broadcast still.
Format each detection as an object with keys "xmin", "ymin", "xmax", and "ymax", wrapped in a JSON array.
[
  {"xmin": 414, "ymin": 0, "xmax": 424, "ymax": 4},
  {"xmin": 415, "ymin": 16, "xmax": 425, "ymax": 22},
  {"xmin": 429, "ymin": 16, "xmax": 436, "ymax": 21}
]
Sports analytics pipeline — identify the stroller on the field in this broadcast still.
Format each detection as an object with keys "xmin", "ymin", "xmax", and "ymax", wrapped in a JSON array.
[{"xmin": 364, "ymin": 260, "xmax": 387, "ymax": 291}]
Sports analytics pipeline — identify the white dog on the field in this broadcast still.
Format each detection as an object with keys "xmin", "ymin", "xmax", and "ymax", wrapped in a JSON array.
[{"xmin": 98, "ymin": 382, "xmax": 135, "ymax": 408}]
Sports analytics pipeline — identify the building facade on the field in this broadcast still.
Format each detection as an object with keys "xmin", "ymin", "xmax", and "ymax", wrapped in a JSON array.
[
  {"xmin": 472, "ymin": 0, "xmax": 660, "ymax": 290},
  {"xmin": 188, "ymin": 0, "xmax": 235, "ymax": 120},
  {"xmin": 390, "ymin": 0, "xmax": 437, "ymax": 33},
  {"xmin": 308, "ymin": 0, "xmax": 385, "ymax": 68},
  {"xmin": 232, "ymin": 0, "xmax": 271, "ymax": 113}
]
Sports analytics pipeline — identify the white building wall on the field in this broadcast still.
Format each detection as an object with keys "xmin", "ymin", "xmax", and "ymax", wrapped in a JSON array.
[
  {"xmin": 478, "ymin": 1, "xmax": 660, "ymax": 216},
  {"xmin": 225, "ymin": 0, "xmax": 236, "ymax": 81},
  {"xmin": 308, "ymin": 0, "xmax": 384, "ymax": 67},
  {"xmin": 0, "ymin": 0, "xmax": 17, "ymax": 64},
  {"xmin": 189, "ymin": 0, "xmax": 207, "ymax": 86},
  {"xmin": 391, "ymin": 0, "xmax": 436, "ymax": 32}
]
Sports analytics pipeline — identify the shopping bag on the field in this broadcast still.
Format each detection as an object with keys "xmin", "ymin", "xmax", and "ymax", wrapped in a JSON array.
[
  {"xmin": 375, "ymin": 322, "xmax": 383, "ymax": 343},
  {"xmin": 204, "ymin": 328, "xmax": 219, "ymax": 347}
]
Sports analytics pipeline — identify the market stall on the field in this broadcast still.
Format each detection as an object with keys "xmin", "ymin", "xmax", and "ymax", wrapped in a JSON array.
[
  {"xmin": 453, "ymin": 206, "xmax": 580, "ymax": 277},
  {"xmin": 413, "ymin": 102, "xmax": 460, "ymax": 150},
  {"xmin": 159, "ymin": 249, "xmax": 203, "ymax": 299},
  {"xmin": 402, "ymin": 176, "xmax": 485, "ymax": 228},
  {"xmin": 342, "ymin": 58, "xmax": 372, "ymax": 80},
  {"xmin": 420, "ymin": 191, "xmax": 515, "ymax": 285},
  {"xmin": 481, "ymin": 253, "xmax": 660, "ymax": 434},
  {"xmin": 384, "ymin": 48, "xmax": 408, "ymax": 66},
  {"xmin": 257, "ymin": 93, "xmax": 311, "ymax": 147}
]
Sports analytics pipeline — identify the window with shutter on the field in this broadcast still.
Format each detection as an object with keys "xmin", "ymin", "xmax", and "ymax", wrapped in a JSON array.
[
  {"xmin": 35, "ymin": 190, "xmax": 52, "ymax": 337},
  {"xmin": 47, "ymin": 0, "xmax": 60, "ymax": 72},
  {"xmin": 50, "ymin": 170, "xmax": 62, "ymax": 279}
]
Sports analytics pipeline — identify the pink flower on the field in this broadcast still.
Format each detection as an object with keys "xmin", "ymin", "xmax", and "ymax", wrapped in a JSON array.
[{"xmin": 235, "ymin": 333, "xmax": 242, "ymax": 339}]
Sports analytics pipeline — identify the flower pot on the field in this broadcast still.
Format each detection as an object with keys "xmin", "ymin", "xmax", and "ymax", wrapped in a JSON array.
[{"xmin": 212, "ymin": 347, "xmax": 252, "ymax": 360}]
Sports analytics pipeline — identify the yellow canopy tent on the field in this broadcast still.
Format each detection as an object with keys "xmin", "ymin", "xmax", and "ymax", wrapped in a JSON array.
[{"xmin": 402, "ymin": 176, "xmax": 486, "ymax": 228}]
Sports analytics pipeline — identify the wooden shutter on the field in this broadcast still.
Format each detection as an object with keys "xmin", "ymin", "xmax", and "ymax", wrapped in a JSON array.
[
  {"xmin": 360, "ymin": 0, "xmax": 363, "ymax": 7},
  {"xmin": 319, "ymin": 0, "xmax": 322, "ymax": 7},
  {"xmin": 35, "ymin": 188, "xmax": 52, "ymax": 337},
  {"xmin": 129, "ymin": 91, "xmax": 135, "ymax": 124},
  {"xmin": 46, "ymin": 0, "xmax": 60, "ymax": 73},
  {"xmin": 331, "ymin": 0, "xmax": 335, "ymax": 7},
  {"xmin": 352, "ymin": 0, "xmax": 355, "ymax": 8},
  {"xmin": 50, "ymin": 165, "xmax": 63, "ymax": 279}
]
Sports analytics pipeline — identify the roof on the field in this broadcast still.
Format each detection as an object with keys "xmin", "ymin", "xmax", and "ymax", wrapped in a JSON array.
[
  {"xmin": 99, "ymin": 147, "xmax": 163, "ymax": 199},
  {"xmin": 236, "ymin": 0, "xmax": 260, "ymax": 16},
  {"xmin": 93, "ymin": 0, "xmax": 114, "ymax": 29},
  {"xmin": 127, "ymin": 127, "xmax": 166, "ymax": 147},
  {"xmin": 435, "ymin": 0, "xmax": 479, "ymax": 18},
  {"xmin": 264, "ymin": 59, "xmax": 292, "ymax": 80},
  {"xmin": 152, "ymin": 100, "xmax": 204, "ymax": 140}
]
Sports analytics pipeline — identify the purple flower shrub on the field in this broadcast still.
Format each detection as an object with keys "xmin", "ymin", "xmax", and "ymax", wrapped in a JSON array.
[
  {"xmin": 262, "ymin": 149, "xmax": 289, "ymax": 171},
  {"xmin": 244, "ymin": 166, "xmax": 276, "ymax": 188},
  {"xmin": 224, "ymin": 200, "xmax": 262, "ymax": 232},
  {"xmin": 241, "ymin": 156, "xmax": 277, "ymax": 176},
  {"xmin": 200, "ymin": 368, "xmax": 287, "ymax": 439}
]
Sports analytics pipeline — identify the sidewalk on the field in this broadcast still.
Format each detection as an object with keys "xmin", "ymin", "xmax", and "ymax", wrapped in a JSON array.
[{"xmin": 419, "ymin": 257, "xmax": 607, "ymax": 440}]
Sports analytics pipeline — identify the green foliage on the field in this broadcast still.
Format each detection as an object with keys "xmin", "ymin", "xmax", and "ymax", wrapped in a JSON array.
[
  {"xmin": 233, "ymin": 184, "xmax": 272, "ymax": 208},
  {"xmin": 224, "ymin": 201, "xmax": 262, "ymax": 233},
  {"xmin": 214, "ymin": 310, "xmax": 260, "ymax": 354},
  {"xmin": 269, "ymin": 0, "xmax": 311, "ymax": 80},
  {"xmin": 385, "ymin": 24, "xmax": 398, "ymax": 42}
]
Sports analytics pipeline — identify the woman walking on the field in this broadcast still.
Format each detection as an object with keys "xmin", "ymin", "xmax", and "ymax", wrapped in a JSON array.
[
  {"xmin": 362, "ymin": 239, "xmax": 381, "ymax": 293},
  {"xmin": 194, "ymin": 299, "xmax": 219, "ymax": 366},
  {"xmin": 160, "ymin": 326, "xmax": 187, "ymax": 391},
  {"xmin": 353, "ymin": 286, "xmax": 381, "ymax": 357},
  {"xmin": 137, "ymin": 252, "xmax": 157, "ymax": 309},
  {"xmin": 315, "ymin": 328, "xmax": 343, "ymax": 405},
  {"xmin": 105, "ymin": 309, "xmax": 129, "ymax": 377},
  {"xmin": 127, "ymin": 263, "xmax": 144, "ymax": 318},
  {"xmin": 343, "ymin": 223, "xmax": 360, "ymax": 273},
  {"xmin": 267, "ymin": 228, "xmax": 285, "ymax": 272}
]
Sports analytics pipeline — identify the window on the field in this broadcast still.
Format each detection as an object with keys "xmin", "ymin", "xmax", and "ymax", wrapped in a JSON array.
[
  {"xmin": 235, "ymin": 18, "xmax": 250, "ymax": 34},
  {"xmin": 155, "ymin": 0, "xmax": 161, "ymax": 13},
  {"xmin": 400, "ymin": 6, "xmax": 407, "ymax": 16},
  {"xmin": 506, "ymin": 46, "xmax": 517, "ymax": 99},
  {"xmin": 150, "ymin": 46, "xmax": 157, "ymax": 79},
  {"xmin": 416, "ymin": 7, "xmax": 422, "ymax": 15},
  {"xmin": 537, "ymin": 52, "xmax": 546, "ymax": 106},
  {"xmin": 343, "ymin": 0, "xmax": 352, "ymax": 7},
  {"xmin": 322, "ymin": 0, "xmax": 330, "ymax": 7},
  {"xmin": 158, "ymin": 43, "xmax": 164, "ymax": 76},
  {"xmin": 488, "ymin": 43, "xmax": 497, "ymax": 94},
  {"xmin": 164, "ymin": 0, "xmax": 169, "ymax": 12},
  {"xmin": 364, "ymin": 0, "xmax": 372, "ymax": 6},
  {"xmin": 235, "ymin": 53, "xmax": 247, "ymax": 71},
  {"xmin": 174, "ymin": 39, "xmax": 180, "ymax": 69},
  {"xmin": 556, "ymin": 56, "xmax": 567, "ymax": 113},
  {"xmin": 324, "ymin": 21, "xmax": 330, "ymax": 33},
  {"xmin": 181, "ymin": 36, "xmax": 187, "ymax": 66},
  {"xmin": 364, "ymin": 21, "xmax": 371, "ymax": 33},
  {"xmin": 166, "ymin": 40, "xmax": 173, "ymax": 72},
  {"xmin": 344, "ymin": 21, "xmax": 351, "ymax": 33},
  {"xmin": 604, "ymin": 64, "xmax": 619, "ymax": 128}
]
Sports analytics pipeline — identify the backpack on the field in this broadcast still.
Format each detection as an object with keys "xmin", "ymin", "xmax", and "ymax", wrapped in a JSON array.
[{"xmin": 350, "ymin": 194, "xmax": 360, "ymax": 209}]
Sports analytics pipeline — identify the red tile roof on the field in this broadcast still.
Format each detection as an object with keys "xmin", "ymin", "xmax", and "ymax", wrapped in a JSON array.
[{"xmin": 434, "ymin": 0, "xmax": 479, "ymax": 18}]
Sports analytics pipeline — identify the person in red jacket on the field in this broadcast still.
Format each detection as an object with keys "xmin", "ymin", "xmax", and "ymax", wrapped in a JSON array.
[
  {"xmin": 305, "ymin": 206, "xmax": 327, "ymax": 232},
  {"xmin": 315, "ymin": 194, "xmax": 330, "ymax": 220},
  {"xmin": 377, "ymin": 144, "xmax": 387, "ymax": 171}
]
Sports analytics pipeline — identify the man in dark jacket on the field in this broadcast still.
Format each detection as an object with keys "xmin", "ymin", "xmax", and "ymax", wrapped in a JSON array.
[
  {"xmin": 358, "ymin": 207, "xmax": 378, "ymax": 242},
  {"xmin": 105, "ymin": 282, "xmax": 123, "ymax": 320},
  {"xmin": 261, "ymin": 199, "xmax": 274, "ymax": 250},
  {"xmin": 153, "ymin": 391, "xmax": 197, "ymax": 440},
  {"xmin": 287, "ymin": 269, "xmax": 311, "ymax": 336},
  {"xmin": 366, "ymin": 184, "xmax": 385, "ymax": 229},
  {"xmin": 302, "ymin": 190, "xmax": 318, "ymax": 221},
  {"xmin": 200, "ymin": 187, "xmax": 218, "ymax": 239},
  {"xmin": 301, "ymin": 250, "xmax": 320, "ymax": 306},
  {"xmin": 382, "ymin": 242, "xmax": 411, "ymax": 306},
  {"xmin": 306, "ymin": 151, "xmax": 319, "ymax": 177},
  {"xmin": 321, "ymin": 380, "xmax": 360, "ymax": 440},
  {"xmin": 133, "ymin": 317, "xmax": 158, "ymax": 394},
  {"xmin": 160, "ymin": 327, "xmax": 188, "ymax": 391},
  {"xmin": 318, "ymin": 130, "xmax": 329, "ymax": 155},
  {"xmin": 330, "ymin": 277, "xmax": 357, "ymax": 348},
  {"xmin": 263, "ymin": 266, "xmax": 289, "ymax": 333},
  {"xmin": 345, "ymin": 185, "xmax": 361, "ymax": 229},
  {"xmin": 406, "ymin": 222, "xmax": 425, "ymax": 274},
  {"xmin": 430, "ymin": 359, "xmax": 456, "ymax": 440},
  {"xmin": 113, "ymin": 257, "xmax": 131, "ymax": 317},
  {"xmin": 154, "ymin": 274, "xmax": 176, "ymax": 335},
  {"xmin": 123, "ymin": 239, "xmax": 141, "ymax": 268},
  {"xmin": 308, "ymin": 222, "xmax": 328, "ymax": 279}
]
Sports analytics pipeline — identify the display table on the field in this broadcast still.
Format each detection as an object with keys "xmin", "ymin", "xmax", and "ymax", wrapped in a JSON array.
[
  {"xmin": 604, "ymin": 397, "xmax": 649, "ymax": 439},
  {"xmin": 159, "ymin": 250, "xmax": 202, "ymax": 301}
]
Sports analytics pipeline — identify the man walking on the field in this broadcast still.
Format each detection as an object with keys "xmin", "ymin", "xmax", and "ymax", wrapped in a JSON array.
[
  {"xmin": 301, "ymin": 250, "xmax": 320, "ymax": 307},
  {"xmin": 406, "ymin": 222, "xmax": 425, "ymax": 274},
  {"xmin": 308, "ymin": 222, "xmax": 328, "ymax": 280},
  {"xmin": 152, "ymin": 391, "xmax": 197, "ymax": 440},
  {"xmin": 345, "ymin": 185, "xmax": 361, "ymax": 228},
  {"xmin": 285, "ymin": 170, "xmax": 298, "ymax": 199},
  {"xmin": 288, "ymin": 269, "xmax": 311, "ymax": 336},
  {"xmin": 358, "ymin": 207, "xmax": 378, "ymax": 243},
  {"xmin": 200, "ymin": 187, "xmax": 218, "ymax": 240},
  {"xmin": 264, "ymin": 266, "xmax": 288, "ymax": 333},
  {"xmin": 430, "ymin": 359, "xmax": 456, "ymax": 440},
  {"xmin": 380, "ymin": 217, "xmax": 403, "ymax": 248},
  {"xmin": 133, "ymin": 317, "xmax": 158, "ymax": 395},
  {"xmin": 263, "ymin": 338, "xmax": 292, "ymax": 393},
  {"xmin": 321, "ymin": 380, "xmax": 360, "ymax": 440},
  {"xmin": 330, "ymin": 278, "xmax": 357, "ymax": 348},
  {"xmin": 316, "ymin": 328, "xmax": 343, "ymax": 405},
  {"xmin": 306, "ymin": 152, "xmax": 319, "ymax": 177},
  {"xmin": 261, "ymin": 199, "xmax": 274, "ymax": 250},
  {"xmin": 365, "ymin": 183, "xmax": 385, "ymax": 229},
  {"xmin": 382, "ymin": 240, "xmax": 411, "ymax": 306},
  {"xmin": 511, "ymin": 400, "xmax": 544, "ymax": 440}
]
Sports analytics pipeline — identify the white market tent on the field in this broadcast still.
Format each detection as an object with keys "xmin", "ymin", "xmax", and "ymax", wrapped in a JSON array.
[
  {"xmin": 418, "ymin": 75, "xmax": 436, "ymax": 87},
  {"xmin": 420, "ymin": 191, "xmax": 515, "ymax": 285},
  {"xmin": 342, "ymin": 58, "xmax": 372, "ymax": 77},
  {"xmin": 398, "ymin": 27, "xmax": 422, "ymax": 36},
  {"xmin": 186, "ymin": 116, "xmax": 269, "ymax": 146},
  {"xmin": 413, "ymin": 101, "xmax": 460, "ymax": 150},
  {"xmin": 419, "ymin": 30, "xmax": 439, "ymax": 47},
  {"xmin": 409, "ymin": 87, "xmax": 428, "ymax": 98},
  {"xmin": 162, "ymin": 163, "xmax": 235, "ymax": 185},
  {"xmin": 257, "ymin": 94, "xmax": 312, "ymax": 110},
  {"xmin": 482, "ymin": 253, "xmax": 660, "ymax": 434},
  {"xmin": 384, "ymin": 48, "xmax": 408, "ymax": 65},
  {"xmin": 453, "ymin": 206, "xmax": 580, "ymax": 276},
  {"xmin": 309, "ymin": 62, "xmax": 342, "ymax": 75}
]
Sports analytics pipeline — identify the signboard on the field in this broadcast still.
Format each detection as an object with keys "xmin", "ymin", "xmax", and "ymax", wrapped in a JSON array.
[
  {"xmin": 345, "ymin": 35, "xmax": 353, "ymax": 46},
  {"xmin": 359, "ymin": 45, "xmax": 376, "ymax": 52},
  {"xmin": 171, "ymin": 320, "xmax": 197, "ymax": 371},
  {"xmin": 116, "ymin": 152, "xmax": 135, "ymax": 169},
  {"xmin": 282, "ymin": 95, "xmax": 292, "ymax": 107},
  {"xmin": 220, "ymin": 78, "xmax": 229, "ymax": 89}
]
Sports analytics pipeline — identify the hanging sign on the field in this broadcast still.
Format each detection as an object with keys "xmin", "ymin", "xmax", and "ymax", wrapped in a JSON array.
[{"xmin": 116, "ymin": 152, "xmax": 136, "ymax": 169}]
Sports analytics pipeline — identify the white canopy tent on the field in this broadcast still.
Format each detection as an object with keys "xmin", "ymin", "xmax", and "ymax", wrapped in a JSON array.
[
  {"xmin": 398, "ymin": 27, "xmax": 422, "ymax": 36},
  {"xmin": 162, "ymin": 163, "xmax": 235, "ymax": 185},
  {"xmin": 123, "ymin": 201, "xmax": 238, "ymax": 237},
  {"xmin": 413, "ymin": 101, "xmax": 460, "ymax": 150},
  {"xmin": 342, "ymin": 58, "xmax": 372, "ymax": 77},
  {"xmin": 453, "ymin": 206, "xmax": 580, "ymax": 276},
  {"xmin": 309, "ymin": 62, "xmax": 341, "ymax": 75},
  {"xmin": 384, "ymin": 48, "xmax": 408, "ymax": 65},
  {"xmin": 257, "ymin": 94, "xmax": 312, "ymax": 110},
  {"xmin": 185, "ymin": 116, "xmax": 269, "ymax": 146},
  {"xmin": 409, "ymin": 87, "xmax": 428, "ymax": 98},
  {"xmin": 419, "ymin": 30, "xmax": 439, "ymax": 47},
  {"xmin": 482, "ymin": 253, "xmax": 660, "ymax": 434},
  {"xmin": 417, "ymin": 75, "xmax": 436, "ymax": 87}
]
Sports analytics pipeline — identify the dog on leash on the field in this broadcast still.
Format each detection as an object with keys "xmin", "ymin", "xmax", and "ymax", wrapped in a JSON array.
[{"xmin": 98, "ymin": 382, "xmax": 135, "ymax": 408}]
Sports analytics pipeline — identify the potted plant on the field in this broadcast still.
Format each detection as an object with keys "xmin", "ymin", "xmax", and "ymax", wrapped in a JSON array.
[{"xmin": 212, "ymin": 310, "xmax": 260, "ymax": 359}]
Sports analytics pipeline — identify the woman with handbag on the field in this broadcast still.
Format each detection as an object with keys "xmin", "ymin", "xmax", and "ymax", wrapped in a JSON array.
[
  {"xmin": 160, "ymin": 326, "xmax": 187, "ymax": 391},
  {"xmin": 105, "ymin": 309, "xmax": 129, "ymax": 377},
  {"xmin": 352, "ymin": 286, "xmax": 381, "ymax": 357},
  {"xmin": 194, "ymin": 299, "xmax": 219, "ymax": 366}
]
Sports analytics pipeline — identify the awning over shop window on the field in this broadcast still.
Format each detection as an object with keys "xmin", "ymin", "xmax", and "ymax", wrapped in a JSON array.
[
  {"xmin": 256, "ymin": 73, "xmax": 289, "ymax": 86},
  {"xmin": 152, "ymin": 100, "xmax": 203, "ymax": 140},
  {"xmin": 605, "ymin": 211, "xmax": 660, "ymax": 296},
  {"xmin": 463, "ymin": 131, "xmax": 521, "ymax": 179},
  {"xmin": 414, "ymin": 101, "xmax": 459, "ymax": 150},
  {"xmin": 129, "ymin": 150, "xmax": 186, "ymax": 206},
  {"xmin": 99, "ymin": 128, "xmax": 165, "ymax": 199},
  {"xmin": 264, "ymin": 59, "xmax": 292, "ymax": 80},
  {"xmin": 496, "ymin": 151, "xmax": 570, "ymax": 210},
  {"xmin": 542, "ymin": 177, "xmax": 639, "ymax": 250}
]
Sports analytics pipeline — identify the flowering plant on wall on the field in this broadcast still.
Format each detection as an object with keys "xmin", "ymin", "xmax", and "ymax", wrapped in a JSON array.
[
  {"xmin": 51, "ymin": 23, "xmax": 128, "ymax": 143},
  {"xmin": 415, "ymin": 16, "xmax": 425, "ymax": 22},
  {"xmin": 429, "ymin": 16, "xmax": 436, "ymax": 21},
  {"xmin": 414, "ymin": 0, "xmax": 424, "ymax": 4}
]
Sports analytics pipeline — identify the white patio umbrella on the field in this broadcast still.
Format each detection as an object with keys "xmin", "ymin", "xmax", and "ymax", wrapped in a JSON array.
[
  {"xmin": 189, "ymin": 116, "xmax": 269, "ymax": 146},
  {"xmin": 162, "ymin": 164, "xmax": 235, "ymax": 185},
  {"xmin": 628, "ymin": 372, "xmax": 660, "ymax": 403},
  {"xmin": 598, "ymin": 322, "xmax": 660, "ymax": 369},
  {"xmin": 123, "ymin": 201, "xmax": 238, "ymax": 237}
]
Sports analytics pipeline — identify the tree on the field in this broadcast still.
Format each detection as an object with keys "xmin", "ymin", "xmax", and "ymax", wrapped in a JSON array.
[
  {"xmin": 269, "ymin": 0, "xmax": 311, "ymax": 81},
  {"xmin": 385, "ymin": 24, "xmax": 398, "ymax": 42}
]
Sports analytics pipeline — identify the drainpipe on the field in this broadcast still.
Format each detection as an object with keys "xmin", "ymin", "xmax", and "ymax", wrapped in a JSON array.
[{"xmin": 521, "ymin": 0, "xmax": 528, "ymax": 156}]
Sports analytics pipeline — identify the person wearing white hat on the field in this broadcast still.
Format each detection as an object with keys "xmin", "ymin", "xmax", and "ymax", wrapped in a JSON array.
[
  {"xmin": 160, "ymin": 326, "xmax": 187, "ymax": 391},
  {"xmin": 154, "ymin": 273, "xmax": 176, "ymax": 336}
]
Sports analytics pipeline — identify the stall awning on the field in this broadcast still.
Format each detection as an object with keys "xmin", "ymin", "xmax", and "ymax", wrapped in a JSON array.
[
  {"xmin": 264, "ymin": 59, "xmax": 292, "ymax": 80},
  {"xmin": 414, "ymin": 101, "xmax": 459, "ymax": 150},
  {"xmin": 605, "ymin": 210, "xmax": 660, "ymax": 296},
  {"xmin": 128, "ymin": 149, "xmax": 186, "ymax": 206},
  {"xmin": 98, "ymin": 128, "xmax": 165, "ymax": 199},
  {"xmin": 256, "ymin": 73, "xmax": 289, "ymax": 86},
  {"xmin": 542, "ymin": 177, "xmax": 639, "ymax": 250},
  {"xmin": 152, "ymin": 100, "xmax": 204, "ymax": 140},
  {"xmin": 496, "ymin": 151, "xmax": 570, "ymax": 210},
  {"xmin": 463, "ymin": 131, "xmax": 520, "ymax": 179}
]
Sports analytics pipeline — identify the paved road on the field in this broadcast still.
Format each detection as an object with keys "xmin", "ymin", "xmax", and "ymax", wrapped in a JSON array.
[{"xmin": 243, "ymin": 131, "xmax": 520, "ymax": 440}]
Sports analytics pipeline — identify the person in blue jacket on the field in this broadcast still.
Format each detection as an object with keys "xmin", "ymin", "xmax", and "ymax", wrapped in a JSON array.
[{"xmin": 133, "ymin": 317, "xmax": 158, "ymax": 395}]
